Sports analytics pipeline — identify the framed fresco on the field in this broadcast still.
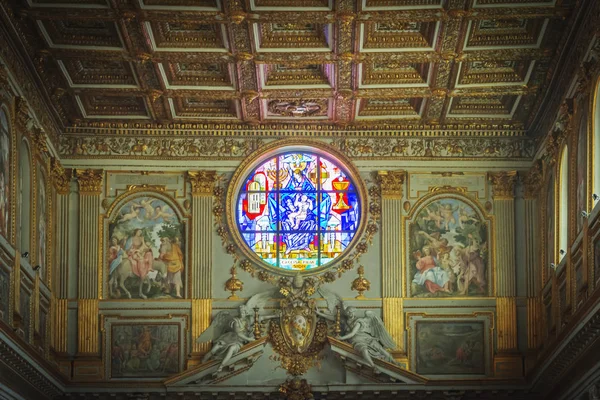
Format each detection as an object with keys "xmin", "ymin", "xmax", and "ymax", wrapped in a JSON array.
[
  {"xmin": 404, "ymin": 193, "xmax": 491, "ymax": 298},
  {"xmin": 407, "ymin": 313, "xmax": 492, "ymax": 378},
  {"xmin": 103, "ymin": 315, "xmax": 187, "ymax": 380},
  {"xmin": 0, "ymin": 108, "xmax": 10, "ymax": 241},
  {"xmin": 105, "ymin": 193, "xmax": 187, "ymax": 300}
]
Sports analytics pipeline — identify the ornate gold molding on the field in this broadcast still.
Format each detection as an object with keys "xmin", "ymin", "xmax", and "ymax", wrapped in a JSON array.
[
  {"xmin": 75, "ymin": 169, "xmax": 103, "ymax": 194},
  {"xmin": 376, "ymin": 170, "xmax": 406, "ymax": 198},
  {"xmin": 522, "ymin": 161, "xmax": 543, "ymax": 200},
  {"xmin": 30, "ymin": 127, "xmax": 48, "ymax": 157},
  {"xmin": 49, "ymin": 157, "xmax": 70, "ymax": 195},
  {"xmin": 187, "ymin": 170, "xmax": 217, "ymax": 196},
  {"xmin": 77, "ymin": 299, "xmax": 99, "ymax": 355},
  {"xmin": 191, "ymin": 299, "xmax": 211, "ymax": 355},
  {"xmin": 14, "ymin": 97, "xmax": 30, "ymax": 128},
  {"xmin": 488, "ymin": 171, "xmax": 517, "ymax": 200}
]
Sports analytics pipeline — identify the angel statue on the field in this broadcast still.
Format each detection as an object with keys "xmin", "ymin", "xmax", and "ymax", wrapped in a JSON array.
[
  {"xmin": 317, "ymin": 288, "xmax": 397, "ymax": 368},
  {"xmin": 196, "ymin": 291, "xmax": 278, "ymax": 372}
]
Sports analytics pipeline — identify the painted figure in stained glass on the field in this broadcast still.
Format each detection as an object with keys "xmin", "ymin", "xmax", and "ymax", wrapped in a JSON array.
[
  {"xmin": 236, "ymin": 152, "xmax": 360, "ymax": 271},
  {"xmin": 108, "ymin": 196, "xmax": 184, "ymax": 299},
  {"xmin": 409, "ymin": 197, "xmax": 488, "ymax": 297}
]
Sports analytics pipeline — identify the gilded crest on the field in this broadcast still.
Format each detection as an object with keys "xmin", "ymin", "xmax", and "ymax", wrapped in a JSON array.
[{"xmin": 280, "ymin": 298, "xmax": 317, "ymax": 354}]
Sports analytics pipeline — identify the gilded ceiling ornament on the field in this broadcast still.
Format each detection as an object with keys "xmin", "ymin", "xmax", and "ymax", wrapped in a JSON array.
[
  {"xmin": 30, "ymin": 127, "xmax": 49, "ymax": 156},
  {"xmin": 225, "ymin": 266, "xmax": 243, "ymax": 300},
  {"xmin": 488, "ymin": 171, "xmax": 517, "ymax": 200},
  {"xmin": 351, "ymin": 265, "xmax": 370, "ymax": 299},
  {"xmin": 147, "ymin": 90, "xmax": 163, "ymax": 103},
  {"xmin": 267, "ymin": 99, "xmax": 327, "ymax": 118},
  {"xmin": 376, "ymin": 170, "xmax": 406, "ymax": 198},
  {"xmin": 187, "ymin": 170, "xmax": 217, "ymax": 196},
  {"xmin": 75, "ymin": 169, "xmax": 103, "ymax": 194},
  {"xmin": 49, "ymin": 157, "xmax": 70, "ymax": 195}
]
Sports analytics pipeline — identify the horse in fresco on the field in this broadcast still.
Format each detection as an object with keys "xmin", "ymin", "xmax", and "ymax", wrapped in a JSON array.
[{"xmin": 109, "ymin": 258, "xmax": 168, "ymax": 299}]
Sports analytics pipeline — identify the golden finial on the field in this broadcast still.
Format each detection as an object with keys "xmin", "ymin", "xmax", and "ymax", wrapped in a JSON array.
[
  {"xmin": 351, "ymin": 265, "xmax": 370, "ymax": 299},
  {"xmin": 225, "ymin": 266, "xmax": 243, "ymax": 300}
]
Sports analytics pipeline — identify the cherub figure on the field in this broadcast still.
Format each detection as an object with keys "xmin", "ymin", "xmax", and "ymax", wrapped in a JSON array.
[
  {"xmin": 138, "ymin": 199, "xmax": 155, "ymax": 219},
  {"xmin": 119, "ymin": 205, "xmax": 142, "ymax": 223},
  {"xmin": 152, "ymin": 205, "xmax": 175, "ymax": 221},
  {"xmin": 196, "ymin": 291, "xmax": 278, "ymax": 372},
  {"xmin": 422, "ymin": 206, "xmax": 443, "ymax": 228},
  {"xmin": 458, "ymin": 205, "xmax": 478, "ymax": 228},
  {"xmin": 439, "ymin": 203, "xmax": 459, "ymax": 230}
]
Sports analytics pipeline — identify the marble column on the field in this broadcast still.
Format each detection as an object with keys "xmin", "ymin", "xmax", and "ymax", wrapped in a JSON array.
[
  {"xmin": 187, "ymin": 171, "xmax": 217, "ymax": 357},
  {"xmin": 75, "ymin": 169, "xmax": 103, "ymax": 358},
  {"xmin": 377, "ymin": 170, "xmax": 406, "ymax": 359},
  {"xmin": 49, "ymin": 157, "xmax": 71, "ymax": 354}
]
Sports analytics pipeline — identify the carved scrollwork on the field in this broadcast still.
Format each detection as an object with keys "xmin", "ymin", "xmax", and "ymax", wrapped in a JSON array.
[
  {"xmin": 488, "ymin": 171, "xmax": 517, "ymax": 200},
  {"xmin": 75, "ymin": 169, "xmax": 103, "ymax": 194}
]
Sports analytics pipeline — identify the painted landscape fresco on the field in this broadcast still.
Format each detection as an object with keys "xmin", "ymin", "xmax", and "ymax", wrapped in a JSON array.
[
  {"xmin": 416, "ymin": 321, "xmax": 486, "ymax": 375},
  {"xmin": 110, "ymin": 323, "xmax": 180, "ymax": 378},
  {"xmin": 108, "ymin": 196, "xmax": 185, "ymax": 299},
  {"xmin": 409, "ymin": 197, "xmax": 489, "ymax": 297}
]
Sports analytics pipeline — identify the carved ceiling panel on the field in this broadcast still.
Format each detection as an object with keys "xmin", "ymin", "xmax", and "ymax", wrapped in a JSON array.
[{"xmin": 0, "ymin": 0, "xmax": 579, "ymax": 134}]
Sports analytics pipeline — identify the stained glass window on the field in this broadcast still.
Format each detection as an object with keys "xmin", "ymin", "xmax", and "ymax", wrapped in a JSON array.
[{"xmin": 236, "ymin": 152, "xmax": 361, "ymax": 271}]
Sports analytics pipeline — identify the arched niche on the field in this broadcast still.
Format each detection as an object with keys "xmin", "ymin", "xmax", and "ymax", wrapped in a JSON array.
[
  {"xmin": 0, "ymin": 105, "xmax": 11, "ymax": 241},
  {"xmin": 18, "ymin": 139, "xmax": 32, "ymax": 254},
  {"xmin": 103, "ymin": 190, "xmax": 187, "ymax": 300},
  {"xmin": 403, "ymin": 191, "xmax": 492, "ymax": 298},
  {"xmin": 558, "ymin": 145, "xmax": 568, "ymax": 262}
]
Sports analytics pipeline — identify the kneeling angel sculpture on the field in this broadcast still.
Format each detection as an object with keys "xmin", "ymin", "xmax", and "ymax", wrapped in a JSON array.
[
  {"xmin": 318, "ymin": 289, "xmax": 397, "ymax": 368},
  {"xmin": 196, "ymin": 291, "xmax": 276, "ymax": 372}
]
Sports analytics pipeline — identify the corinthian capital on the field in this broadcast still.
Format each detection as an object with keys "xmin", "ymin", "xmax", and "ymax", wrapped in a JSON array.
[
  {"xmin": 187, "ymin": 170, "xmax": 217, "ymax": 196},
  {"xmin": 50, "ymin": 157, "xmax": 71, "ymax": 195},
  {"xmin": 76, "ymin": 169, "xmax": 103, "ymax": 194},
  {"xmin": 376, "ymin": 170, "xmax": 406, "ymax": 198},
  {"xmin": 15, "ymin": 97, "xmax": 31, "ymax": 128},
  {"xmin": 488, "ymin": 171, "xmax": 517, "ymax": 200},
  {"xmin": 522, "ymin": 161, "xmax": 543, "ymax": 199}
]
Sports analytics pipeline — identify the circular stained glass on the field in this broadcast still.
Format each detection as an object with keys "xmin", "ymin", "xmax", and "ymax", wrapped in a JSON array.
[{"xmin": 233, "ymin": 149, "xmax": 363, "ymax": 273}]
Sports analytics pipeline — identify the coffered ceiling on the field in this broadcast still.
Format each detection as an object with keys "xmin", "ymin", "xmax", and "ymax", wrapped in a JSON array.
[{"xmin": 0, "ymin": 0, "xmax": 578, "ymax": 134}]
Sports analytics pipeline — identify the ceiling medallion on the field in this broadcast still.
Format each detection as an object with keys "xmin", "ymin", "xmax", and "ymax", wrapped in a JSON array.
[
  {"xmin": 214, "ymin": 139, "xmax": 380, "ymax": 288},
  {"xmin": 267, "ymin": 99, "xmax": 328, "ymax": 118}
]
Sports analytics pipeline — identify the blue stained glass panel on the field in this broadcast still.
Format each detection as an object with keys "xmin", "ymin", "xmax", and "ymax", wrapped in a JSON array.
[{"xmin": 236, "ymin": 151, "xmax": 361, "ymax": 271}]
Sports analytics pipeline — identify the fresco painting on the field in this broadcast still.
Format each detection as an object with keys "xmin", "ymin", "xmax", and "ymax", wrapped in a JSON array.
[
  {"xmin": 108, "ymin": 196, "xmax": 185, "ymax": 299},
  {"xmin": 0, "ymin": 109, "xmax": 10, "ymax": 239},
  {"xmin": 415, "ymin": 321, "xmax": 485, "ymax": 375},
  {"xmin": 409, "ymin": 197, "xmax": 488, "ymax": 297},
  {"xmin": 110, "ymin": 324, "xmax": 180, "ymax": 378}
]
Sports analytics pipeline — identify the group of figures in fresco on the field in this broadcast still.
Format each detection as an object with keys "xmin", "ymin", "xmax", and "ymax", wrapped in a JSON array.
[
  {"xmin": 110, "ymin": 324, "xmax": 180, "ymax": 378},
  {"xmin": 409, "ymin": 198, "xmax": 489, "ymax": 297},
  {"xmin": 415, "ymin": 321, "xmax": 485, "ymax": 375},
  {"xmin": 108, "ymin": 196, "xmax": 185, "ymax": 299}
]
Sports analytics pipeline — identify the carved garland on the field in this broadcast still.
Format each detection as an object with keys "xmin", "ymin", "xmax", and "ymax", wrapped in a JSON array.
[{"xmin": 212, "ymin": 175, "xmax": 381, "ymax": 291}]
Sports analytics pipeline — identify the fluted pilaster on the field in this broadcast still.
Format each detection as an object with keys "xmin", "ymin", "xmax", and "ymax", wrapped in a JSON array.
[
  {"xmin": 50, "ymin": 157, "xmax": 70, "ymax": 298},
  {"xmin": 383, "ymin": 298, "xmax": 404, "ymax": 353},
  {"xmin": 192, "ymin": 299, "xmax": 212, "ymax": 354},
  {"xmin": 77, "ymin": 299, "xmax": 99, "ymax": 355},
  {"xmin": 377, "ymin": 170, "xmax": 405, "ymax": 298},
  {"xmin": 76, "ymin": 169, "xmax": 102, "ymax": 299},
  {"xmin": 187, "ymin": 171, "xmax": 217, "ymax": 299}
]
